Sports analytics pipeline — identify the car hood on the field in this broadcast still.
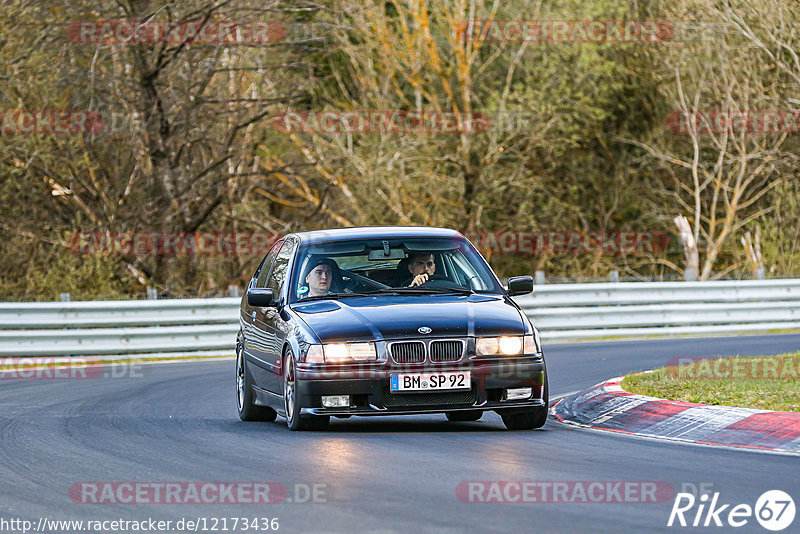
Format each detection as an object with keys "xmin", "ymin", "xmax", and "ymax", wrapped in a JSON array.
[{"xmin": 289, "ymin": 294, "xmax": 525, "ymax": 343}]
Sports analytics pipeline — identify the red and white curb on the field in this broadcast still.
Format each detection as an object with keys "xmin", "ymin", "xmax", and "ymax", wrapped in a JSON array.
[{"xmin": 551, "ymin": 376, "xmax": 800, "ymax": 455}]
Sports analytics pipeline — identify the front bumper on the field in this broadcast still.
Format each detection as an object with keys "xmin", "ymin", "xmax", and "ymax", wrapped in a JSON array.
[{"xmin": 295, "ymin": 357, "xmax": 546, "ymax": 417}]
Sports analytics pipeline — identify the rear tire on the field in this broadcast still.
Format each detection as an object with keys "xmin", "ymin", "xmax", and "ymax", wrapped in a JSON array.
[
  {"xmin": 445, "ymin": 410, "xmax": 483, "ymax": 422},
  {"xmin": 236, "ymin": 340, "xmax": 277, "ymax": 422},
  {"xmin": 283, "ymin": 348, "xmax": 329, "ymax": 431}
]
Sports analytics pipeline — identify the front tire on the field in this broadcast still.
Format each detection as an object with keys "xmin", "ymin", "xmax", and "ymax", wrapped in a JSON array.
[
  {"xmin": 501, "ymin": 409, "xmax": 546, "ymax": 430},
  {"xmin": 283, "ymin": 348, "xmax": 329, "ymax": 431},
  {"xmin": 236, "ymin": 341, "xmax": 277, "ymax": 422},
  {"xmin": 500, "ymin": 373, "xmax": 549, "ymax": 430}
]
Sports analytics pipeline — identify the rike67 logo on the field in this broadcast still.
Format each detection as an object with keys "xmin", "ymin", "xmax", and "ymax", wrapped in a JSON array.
[{"xmin": 668, "ymin": 490, "xmax": 795, "ymax": 531}]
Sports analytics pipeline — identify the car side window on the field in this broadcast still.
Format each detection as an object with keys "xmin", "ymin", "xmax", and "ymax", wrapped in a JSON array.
[
  {"xmin": 255, "ymin": 240, "xmax": 284, "ymax": 288},
  {"xmin": 266, "ymin": 238, "xmax": 297, "ymax": 298}
]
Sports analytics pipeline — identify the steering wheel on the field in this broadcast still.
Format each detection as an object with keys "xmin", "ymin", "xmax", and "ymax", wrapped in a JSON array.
[
  {"xmin": 341, "ymin": 269, "xmax": 391, "ymax": 292},
  {"xmin": 417, "ymin": 274, "xmax": 466, "ymax": 290}
]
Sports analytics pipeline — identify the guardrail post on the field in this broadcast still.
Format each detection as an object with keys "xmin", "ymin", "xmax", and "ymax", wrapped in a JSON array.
[
  {"xmin": 146, "ymin": 288, "xmax": 158, "ymax": 300},
  {"xmin": 228, "ymin": 285, "xmax": 240, "ymax": 297},
  {"xmin": 609, "ymin": 270, "xmax": 619, "ymax": 283},
  {"xmin": 59, "ymin": 292, "xmax": 70, "ymax": 302},
  {"xmin": 684, "ymin": 268, "xmax": 696, "ymax": 281},
  {"xmin": 535, "ymin": 271, "xmax": 546, "ymax": 285}
]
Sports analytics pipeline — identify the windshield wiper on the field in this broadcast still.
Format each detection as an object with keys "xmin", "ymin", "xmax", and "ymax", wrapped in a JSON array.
[
  {"xmin": 424, "ymin": 287, "xmax": 476, "ymax": 295},
  {"xmin": 367, "ymin": 287, "xmax": 475, "ymax": 295},
  {"xmin": 297, "ymin": 292, "xmax": 372, "ymax": 302}
]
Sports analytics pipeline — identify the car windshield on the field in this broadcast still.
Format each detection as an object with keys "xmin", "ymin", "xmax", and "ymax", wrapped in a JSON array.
[{"xmin": 290, "ymin": 236, "xmax": 503, "ymax": 303}]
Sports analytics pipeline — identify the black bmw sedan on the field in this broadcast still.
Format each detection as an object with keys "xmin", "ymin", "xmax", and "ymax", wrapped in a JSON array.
[{"xmin": 236, "ymin": 226, "xmax": 548, "ymax": 431}]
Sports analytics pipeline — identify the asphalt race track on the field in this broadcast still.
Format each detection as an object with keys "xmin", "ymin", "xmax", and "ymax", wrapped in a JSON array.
[{"xmin": 2, "ymin": 334, "xmax": 799, "ymax": 533}]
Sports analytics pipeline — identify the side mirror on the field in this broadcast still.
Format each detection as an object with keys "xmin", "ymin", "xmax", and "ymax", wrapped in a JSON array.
[
  {"xmin": 506, "ymin": 275, "xmax": 534, "ymax": 296},
  {"xmin": 247, "ymin": 288, "xmax": 276, "ymax": 307}
]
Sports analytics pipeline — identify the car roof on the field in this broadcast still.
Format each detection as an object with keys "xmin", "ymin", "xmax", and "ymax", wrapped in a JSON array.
[{"xmin": 289, "ymin": 226, "xmax": 465, "ymax": 245}]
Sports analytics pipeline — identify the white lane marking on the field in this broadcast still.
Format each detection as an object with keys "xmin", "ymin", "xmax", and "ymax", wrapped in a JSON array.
[
  {"xmin": 787, "ymin": 433, "xmax": 800, "ymax": 450},
  {"xmin": 550, "ymin": 390, "xmax": 582, "ymax": 403},
  {"xmin": 637, "ymin": 405, "xmax": 765, "ymax": 440},
  {"xmin": 572, "ymin": 386, "xmax": 606, "ymax": 402},
  {"xmin": 589, "ymin": 395, "xmax": 651, "ymax": 425},
  {"xmin": 549, "ymin": 416, "xmax": 800, "ymax": 457}
]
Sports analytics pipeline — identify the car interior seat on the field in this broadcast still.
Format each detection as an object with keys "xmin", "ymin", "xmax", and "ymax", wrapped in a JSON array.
[{"xmin": 392, "ymin": 257, "xmax": 410, "ymax": 286}]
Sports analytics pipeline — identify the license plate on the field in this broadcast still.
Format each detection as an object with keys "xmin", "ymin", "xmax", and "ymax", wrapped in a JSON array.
[{"xmin": 390, "ymin": 371, "xmax": 470, "ymax": 392}]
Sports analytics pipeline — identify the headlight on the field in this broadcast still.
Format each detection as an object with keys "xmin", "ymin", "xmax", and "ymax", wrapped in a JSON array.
[
  {"xmin": 476, "ymin": 335, "xmax": 538, "ymax": 356},
  {"xmin": 324, "ymin": 343, "xmax": 349, "ymax": 361},
  {"xmin": 306, "ymin": 342, "xmax": 377, "ymax": 363}
]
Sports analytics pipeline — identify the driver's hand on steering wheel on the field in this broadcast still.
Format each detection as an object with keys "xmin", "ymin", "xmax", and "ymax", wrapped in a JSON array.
[{"xmin": 409, "ymin": 273, "xmax": 430, "ymax": 287}]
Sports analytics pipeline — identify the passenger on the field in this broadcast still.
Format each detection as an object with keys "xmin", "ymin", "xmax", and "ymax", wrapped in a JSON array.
[
  {"xmin": 301, "ymin": 257, "xmax": 340, "ymax": 297},
  {"xmin": 404, "ymin": 252, "xmax": 436, "ymax": 287}
]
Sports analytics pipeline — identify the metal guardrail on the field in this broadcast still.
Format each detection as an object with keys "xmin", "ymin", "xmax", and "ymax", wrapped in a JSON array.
[
  {"xmin": 514, "ymin": 279, "xmax": 800, "ymax": 340},
  {"xmin": 1, "ymin": 279, "xmax": 799, "ymax": 357},
  {"xmin": 0, "ymin": 299, "xmax": 239, "ymax": 357}
]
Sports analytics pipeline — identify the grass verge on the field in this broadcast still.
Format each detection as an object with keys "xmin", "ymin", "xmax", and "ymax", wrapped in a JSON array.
[{"xmin": 622, "ymin": 352, "xmax": 800, "ymax": 412}]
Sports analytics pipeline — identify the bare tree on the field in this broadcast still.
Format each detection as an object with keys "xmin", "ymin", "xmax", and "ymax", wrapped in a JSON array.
[
  {"xmin": 0, "ymin": 0, "xmax": 326, "ymax": 294},
  {"xmin": 624, "ymin": 0, "xmax": 796, "ymax": 280},
  {"xmin": 274, "ymin": 0, "xmax": 554, "ymax": 232}
]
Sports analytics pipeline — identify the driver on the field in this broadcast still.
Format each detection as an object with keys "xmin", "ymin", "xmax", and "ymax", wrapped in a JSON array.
[
  {"xmin": 301, "ymin": 257, "xmax": 340, "ymax": 297},
  {"xmin": 404, "ymin": 252, "xmax": 436, "ymax": 287}
]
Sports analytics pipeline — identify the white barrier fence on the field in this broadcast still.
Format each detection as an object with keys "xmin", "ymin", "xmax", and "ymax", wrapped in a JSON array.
[
  {"xmin": 1, "ymin": 279, "xmax": 799, "ymax": 357},
  {"xmin": 515, "ymin": 279, "xmax": 800, "ymax": 340},
  {"xmin": 0, "ymin": 299, "xmax": 238, "ymax": 357}
]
